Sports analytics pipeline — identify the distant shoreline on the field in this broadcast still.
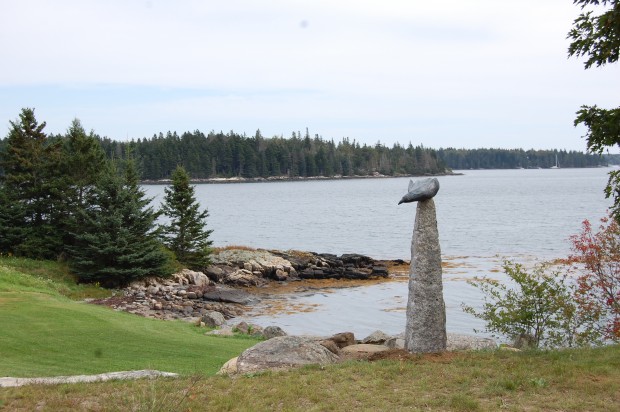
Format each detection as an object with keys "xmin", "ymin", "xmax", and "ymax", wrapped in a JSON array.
[
  {"xmin": 140, "ymin": 165, "xmax": 615, "ymax": 185},
  {"xmin": 142, "ymin": 171, "xmax": 463, "ymax": 185}
]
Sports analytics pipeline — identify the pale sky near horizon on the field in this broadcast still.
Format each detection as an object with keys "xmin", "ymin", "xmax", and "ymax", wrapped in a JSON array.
[{"xmin": 1, "ymin": 0, "xmax": 618, "ymax": 151}]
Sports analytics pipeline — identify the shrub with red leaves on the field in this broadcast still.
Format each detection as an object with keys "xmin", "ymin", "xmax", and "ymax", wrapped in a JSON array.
[{"xmin": 567, "ymin": 216, "xmax": 620, "ymax": 342}]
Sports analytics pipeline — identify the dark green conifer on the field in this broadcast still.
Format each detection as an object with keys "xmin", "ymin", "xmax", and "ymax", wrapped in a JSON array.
[
  {"xmin": 160, "ymin": 165, "xmax": 213, "ymax": 269},
  {"xmin": 69, "ymin": 159, "xmax": 169, "ymax": 287},
  {"xmin": 0, "ymin": 108, "xmax": 63, "ymax": 258},
  {"xmin": 59, "ymin": 119, "xmax": 107, "ymax": 251},
  {"xmin": 61, "ymin": 119, "xmax": 107, "ymax": 206}
]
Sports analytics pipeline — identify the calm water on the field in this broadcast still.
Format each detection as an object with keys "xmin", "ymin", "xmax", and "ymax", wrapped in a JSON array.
[{"xmin": 144, "ymin": 168, "xmax": 613, "ymax": 338}]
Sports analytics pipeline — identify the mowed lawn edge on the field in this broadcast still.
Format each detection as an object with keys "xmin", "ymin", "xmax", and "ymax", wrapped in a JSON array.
[{"xmin": 0, "ymin": 265, "xmax": 258, "ymax": 378}]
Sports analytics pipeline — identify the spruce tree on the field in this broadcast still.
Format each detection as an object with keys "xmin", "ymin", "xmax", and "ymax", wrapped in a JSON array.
[
  {"xmin": 59, "ymin": 119, "xmax": 108, "ymax": 251},
  {"xmin": 160, "ymin": 165, "xmax": 213, "ymax": 269},
  {"xmin": 0, "ymin": 108, "xmax": 64, "ymax": 258},
  {"xmin": 61, "ymin": 119, "xmax": 107, "ymax": 206},
  {"xmin": 69, "ymin": 159, "xmax": 169, "ymax": 287}
]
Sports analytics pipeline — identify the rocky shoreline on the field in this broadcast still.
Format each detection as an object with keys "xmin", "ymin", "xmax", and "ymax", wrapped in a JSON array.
[
  {"xmin": 141, "ymin": 171, "xmax": 460, "ymax": 185},
  {"xmin": 91, "ymin": 248, "xmax": 407, "ymax": 323}
]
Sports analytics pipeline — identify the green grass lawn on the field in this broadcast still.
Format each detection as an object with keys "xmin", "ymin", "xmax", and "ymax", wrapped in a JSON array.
[
  {"xmin": 1, "ymin": 258, "xmax": 619, "ymax": 411},
  {"xmin": 0, "ymin": 260, "xmax": 258, "ymax": 377},
  {"xmin": 2, "ymin": 345, "xmax": 618, "ymax": 411}
]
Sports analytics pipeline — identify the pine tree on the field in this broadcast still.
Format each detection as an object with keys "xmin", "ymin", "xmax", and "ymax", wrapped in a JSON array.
[
  {"xmin": 160, "ymin": 165, "xmax": 213, "ymax": 269},
  {"xmin": 69, "ymin": 159, "xmax": 169, "ymax": 287}
]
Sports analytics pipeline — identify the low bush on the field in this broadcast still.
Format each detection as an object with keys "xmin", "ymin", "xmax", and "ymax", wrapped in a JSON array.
[{"xmin": 463, "ymin": 261, "xmax": 581, "ymax": 348}]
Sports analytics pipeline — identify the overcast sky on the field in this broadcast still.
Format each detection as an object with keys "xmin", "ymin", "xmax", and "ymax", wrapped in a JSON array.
[{"xmin": 1, "ymin": 0, "xmax": 618, "ymax": 151}]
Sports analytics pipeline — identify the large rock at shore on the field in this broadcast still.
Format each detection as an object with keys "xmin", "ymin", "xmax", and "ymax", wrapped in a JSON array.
[
  {"xmin": 236, "ymin": 336, "xmax": 339, "ymax": 374},
  {"xmin": 211, "ymin": 249, "xmax": 296, "ymax": 280}
]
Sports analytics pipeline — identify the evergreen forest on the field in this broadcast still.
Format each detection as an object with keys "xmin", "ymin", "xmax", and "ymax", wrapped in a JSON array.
[
  {"xmin": 0, "ymin": 113, "xmax": 612, "ymax": 183},
  {"xmin": 95, "ymin": 129, "xmax": 447, "ymax": 180},
  {"xmin": 69, "ymin": 130, "xmax": 608, "ymax": 181}
]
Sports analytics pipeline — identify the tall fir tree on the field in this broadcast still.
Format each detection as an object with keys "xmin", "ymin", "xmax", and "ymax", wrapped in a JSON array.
[
  {"xmin": 59, "ymin": 119, "xmax": 108, "ymax": 251},
  {"xmin": 69, "ymin": 159, "xmax": 169, "ymax": 287},
  {"xmin": 160, "ymin": 165, "xmax": 213, "ymax": 269},
  {"xmin": 61, "ymin": 119, "xmax": 107, "ymax": 206},
  {"xmin": 0, "ymin": 108, "xmax": 64, "ymax": 258}
]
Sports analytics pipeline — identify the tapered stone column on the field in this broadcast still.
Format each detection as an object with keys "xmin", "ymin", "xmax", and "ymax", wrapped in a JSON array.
[
  {"xmin": 398, "ymin": 178, "xmax": 446, "ymax": 353},
  {"xmin": 404, "ymin": 198, "xmax": 446, "ymax": 352}
]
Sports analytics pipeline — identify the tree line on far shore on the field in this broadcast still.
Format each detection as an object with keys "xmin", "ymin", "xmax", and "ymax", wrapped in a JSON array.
[
  {"xmin": 93, "ymin": 131, "xmax": 608, "ymax": 181},
  {"xmin": 95, "ymin": 129, "xmax": 447, "ymax": 180},
  {"xmin": 437, "ymin": 148, "xmax": 610, "ymax": 170},
  {"xmin": 0, "ymin": 119, "xmax": 610, "ymax": 183}
]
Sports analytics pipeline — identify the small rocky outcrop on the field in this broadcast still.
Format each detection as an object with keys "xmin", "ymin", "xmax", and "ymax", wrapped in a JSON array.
[
  {"xmin": 235, "ymin": 336, "xmax": 339, "ymax": 374},
  {"xmin": 210, "ymin": 249, "xmax": 297, "ymax": 283},
  {"xmin": 209, "ymin": 249, "xmax": 390, "ymax": 284},
  {"xmin": 294, "ymin": 253, "xmax": 389, "ymax": 280},
  {"xmin": 91, "ymin": 248, "xmax": 399, "ymax": 326},
  {"xmin": 92, "ymin": 270, "xmax": 249, "ymax": 322}
]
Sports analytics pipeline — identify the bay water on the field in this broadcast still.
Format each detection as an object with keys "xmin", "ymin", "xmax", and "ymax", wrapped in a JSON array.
[{"xmin": 144, "ymin": 168, "xmax": 613, "ymax": 338}]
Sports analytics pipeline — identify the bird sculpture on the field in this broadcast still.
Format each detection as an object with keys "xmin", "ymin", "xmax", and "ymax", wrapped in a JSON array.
[{"xmin": 398, "ymin": 178, "xmax": 440, "ymax": 204}]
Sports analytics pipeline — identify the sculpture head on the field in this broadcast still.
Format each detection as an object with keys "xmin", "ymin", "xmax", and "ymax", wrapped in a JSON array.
[{"xmin": 398, "ymin": 178, "xmax": 440, "ymax": 204}]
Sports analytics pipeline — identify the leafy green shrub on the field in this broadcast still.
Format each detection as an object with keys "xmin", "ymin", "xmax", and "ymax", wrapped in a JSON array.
[{"xmin": 463, "ymin": 261, "xmax": 582, "ymax": 349}]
